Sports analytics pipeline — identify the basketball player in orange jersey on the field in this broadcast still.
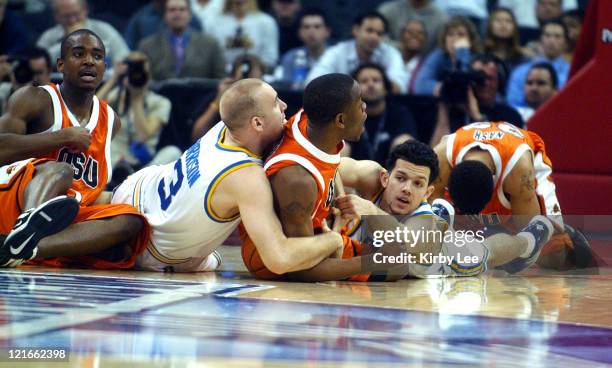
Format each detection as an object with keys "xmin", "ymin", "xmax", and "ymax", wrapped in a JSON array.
[
  {"xmin": 0, "ymin": 29, "xmax": 147, "ymax": 267},
  {"xmin": 242, "ymin": 73, "xmax": 422, "ymax": 282},
  {"xmin": 335, "ymin": 140, "xmax": 557, "ymax": 276},
  {"xmin": 1, "ymin": 58, "xmax": 344, "ymax": 272},
  {"xmin": 107, "ymin": 78, "xmax": 345, "ymax": 273},
  {"xmin": 431, "ymin": 122, "xmax": 594, "ymax": 270}
]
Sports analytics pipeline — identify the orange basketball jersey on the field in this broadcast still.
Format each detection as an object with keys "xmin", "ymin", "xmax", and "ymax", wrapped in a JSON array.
[
  {"xmin": 38, "ymin": 83, "xmax": 114, "ymax": 206},
  {"xmin": 264, "ymin": 109, "xmax": 344, "ymax": 229},
  {"xmin": 240, "ymin": 109, "xmax": 369, "ymax": 281},
  {"xmin": 445, "ymin": 122, "xmax": 559, "ymax": 221}
]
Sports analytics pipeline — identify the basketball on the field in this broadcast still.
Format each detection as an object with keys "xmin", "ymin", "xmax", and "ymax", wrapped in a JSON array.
[{"xmin": 239, "ymin": 225, "xmax": 282, "ymax": 280}]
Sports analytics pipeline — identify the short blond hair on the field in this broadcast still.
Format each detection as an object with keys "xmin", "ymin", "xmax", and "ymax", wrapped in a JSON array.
[{"xmin": 219, "ymin": 78, "xmax": 266, "ymax": 130}]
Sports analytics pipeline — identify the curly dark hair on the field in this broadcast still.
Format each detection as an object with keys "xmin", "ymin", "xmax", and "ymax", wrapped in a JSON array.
[
  {"xmin": 303, "ymin": 73, "xmax": 356, "ymax": 126},
  {"xmin": 448, "ymin": 160, "xmax": 494, "ymax": 214},
  {"xmin": 386, "ymin": 140, "xmax": 439, "ymax": 184}
]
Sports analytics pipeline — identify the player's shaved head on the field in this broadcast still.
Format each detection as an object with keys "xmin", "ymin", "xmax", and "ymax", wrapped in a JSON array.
[{"xmin": 220, "ymin": 78, "xmax": 267, "ymax": 130}]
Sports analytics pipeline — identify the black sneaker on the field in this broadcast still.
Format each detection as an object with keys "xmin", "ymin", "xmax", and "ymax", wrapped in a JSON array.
[
  {"xmin": 498, "ymin": 215, "xmax": 554, "ymax": 274},
  {"xmin": 1, "ymin": 195, "xmax": 79, "ymax": 266},
  {"xmin": 565, "ymin": 224, "xmax": 594, "ymax": 269}
]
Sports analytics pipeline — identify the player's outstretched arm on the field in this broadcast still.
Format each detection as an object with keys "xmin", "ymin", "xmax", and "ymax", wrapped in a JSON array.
[
  {"xmin": 504, "ymin": 154, "xmax": 541, "ymax": 229},
  {"xmin": 431, "ymin": 138, "xmax": 451, "ymax": 200},
  {"xmin": 0, "ymin": 86, "xmax": 91, "ymax": 165},
  {"xmin": 337, "ymin": 157, "xmax": 385, "ymax": 198},
  {"xmin": 228, "ymin": 165, "xmax": 342, "ymax": 275}
]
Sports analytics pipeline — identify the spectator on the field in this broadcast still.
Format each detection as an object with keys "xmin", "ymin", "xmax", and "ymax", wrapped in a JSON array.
[
  {"xmin": 516, "ymin": 62, "xmax": 558, "ymax": 124},
  {"xmin": 191, "ymin": 0, "xmax": 224, "ymax": 31},
  {"xmin": 124, "ymin": 0, "xmax": 203, "ymax": 50},
  {"xmin": 0, "ymin": 1, "xmax": 32, "ymax": 56},
  {"xmin": 295, "ymin": 0, "xmax": 386, "ymax": 41},
  {"xmin": 377, "ymin": 0, "xmax": 447, "ymax": 52},
  {"xmin": 138, "ymin": 0, "xmax": 226, "ymax": 80},
  {"xmin": 506, "ymin": 20, "xmax": 569, "ymax": 107},
  {"xmin": 348, "ymin": 63, "xmax": 418, "ymax": 164},
  {"xmin": 190, "ymin": 54, "xmax": 265, "ymax": 141},
  {"xmin": 23, "ymin": 47, "xmax": 53, "ymax": 87},
  {"xmin": 523, "ymin": 0, "xmax": 569, "ymax": 55},
  {"xmin": 498, "ymin": 0, "xmax": 577, "ymax": 30},
  {"xmin": 207, "ymin": 0, "xmax": 279, "ymax": 70},
  {"xmin": 278, "ymin": 8, "xmax": 330, "ymax": 89},
  {"xmin": 561, "ymin": 9, "xmax": 583, "ymax": 62},
  {"xmin": 0, "ymin": 47, "xmax": 51, "ymax": 113},
  {"xmin": 37, "ymin": 0, "xmax": 129, "ymax": 69},
  {"xmin": 97, "ymin": 51, "xmax": 181, "ymax": 186},
  {"xmin": 430, "ymin": 54, "xmax": 524, "ymax": 145},
  {"xmin": 270, "ymin": 0, "xmax": 302, "ymax": 55},
  {"xmin": 0, "ymin": 55, "xmax": 17, "ymax": 114},
  {"xmin": 483, "ymin": 8, "xmax": 532, "ymax": 73},
  {"xmin": 307, "ymin": 11, "xmax": 408, "ymax": 93},
  {"xmin": 0, "ymin": 53, "xmax": 45, "ymax": 114},
  {"xmin": 434, "ymin": 0, "xmax": 488, "ymax": 32},
  {"xmin": 399, "ymin": 19, "xmax": 429, "ymax": 94},
  {"xmin": 414, "ymin": 16, "xmax": 482, "ymax": 96}
]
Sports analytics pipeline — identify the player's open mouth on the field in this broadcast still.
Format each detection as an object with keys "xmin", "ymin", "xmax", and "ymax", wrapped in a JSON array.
[
  {"xmin": 397, "ymin": 197, "xmax": 410, "ymax": 205},
  {"xmin": 79, "ymin": 70, "xmax": 97, "ymax": 81}
]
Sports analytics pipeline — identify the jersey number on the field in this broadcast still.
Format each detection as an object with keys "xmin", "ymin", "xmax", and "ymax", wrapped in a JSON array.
[{"xmin": 158, "ymin": 159, "xmax": 183, "ymax": 211}]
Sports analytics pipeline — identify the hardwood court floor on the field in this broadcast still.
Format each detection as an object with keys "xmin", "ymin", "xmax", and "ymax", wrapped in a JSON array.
[{"xmin": 0, "ymin": 246, "xmax": 611, "ymax": 367}]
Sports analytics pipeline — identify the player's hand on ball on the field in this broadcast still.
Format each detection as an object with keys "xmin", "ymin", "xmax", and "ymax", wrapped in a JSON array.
[
  {"xmin": 335, "ymin": 194, "xmax": 377, "ymax": 220},
  {"xmin": 320, "ymin": 218, "xmax": 344, "ymax": 258},
  {"xmin": 329, "ymin": 207, "xmax": 350, "ymax": 233}
]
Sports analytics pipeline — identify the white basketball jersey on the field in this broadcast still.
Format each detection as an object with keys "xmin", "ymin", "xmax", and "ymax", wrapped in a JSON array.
[{"xmin": 112, "ymin": 122, "xmax": 261, "ymax": 265}]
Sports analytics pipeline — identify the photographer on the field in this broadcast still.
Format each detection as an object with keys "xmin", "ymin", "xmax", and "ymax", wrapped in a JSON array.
[
  {"xmin": 1, "ymin": 48, "xmax": 53, "ymax": 115},
  {"xmin": 97, "ymin": 52, "xmax": 181, "ymax": 186},
  {"xmin": 190, "ymin": 54, "xmax": 265, "ymax": 142},
  {"xmin": 413, "ymin": 16, "xmax": 482, "ymax": 96},
  {"xmin": 430, "ymin": 54, "xmax": 524, "ymax": 146}
]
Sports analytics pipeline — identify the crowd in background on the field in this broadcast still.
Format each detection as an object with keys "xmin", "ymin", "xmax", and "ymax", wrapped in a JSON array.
[{"xmin": 0, "ymin": 0, "xmax": 588, "ymax": 179}]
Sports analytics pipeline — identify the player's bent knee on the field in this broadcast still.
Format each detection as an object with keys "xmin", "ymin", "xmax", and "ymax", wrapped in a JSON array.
[{"xmin": 35, "ymin": 162, "xmax": 74, "ymax": 185}]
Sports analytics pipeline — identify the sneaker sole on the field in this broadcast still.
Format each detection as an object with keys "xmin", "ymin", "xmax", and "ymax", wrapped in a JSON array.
[
  {"xmin": 4, "ymin": 196, "xmax": 80, "ymax": 258},
  {"xmin": 566, "ymin": 225, "xmax": 593, "ymax": 268}
]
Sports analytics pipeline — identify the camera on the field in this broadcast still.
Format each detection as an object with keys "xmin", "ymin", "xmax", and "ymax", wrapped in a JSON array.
[
  {"xmin": 124, "ymin": 59, "xmax": 148, "ymax": 87},
  {"xmin": 439, "ymin": 70, "xmax": 486, "ymax": 106}
]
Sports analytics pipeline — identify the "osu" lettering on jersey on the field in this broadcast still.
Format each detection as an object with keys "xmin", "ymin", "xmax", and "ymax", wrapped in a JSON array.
[{"xmin": 57, "ymin": 147, "xmax": 99, "ymax": 188}]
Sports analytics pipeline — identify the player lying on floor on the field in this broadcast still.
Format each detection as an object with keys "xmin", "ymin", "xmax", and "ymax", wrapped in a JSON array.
[
  {"xmin": 335, "ymin": 140, "xmax": 557, "ymax": 278},
  {"xmin": 431, "ymin": 122, "xmax": 594, "ymax": 270},
  {"xmin": 0, "ymin": 79, "xmax": 345, "ymax": 273},
  {"xmin": 240, "ymin": 73, "xmax": 426, "ymax": 282},
  {"xmin": 241, "ymin": 74, "xmax": 555, "ymax": 281}
]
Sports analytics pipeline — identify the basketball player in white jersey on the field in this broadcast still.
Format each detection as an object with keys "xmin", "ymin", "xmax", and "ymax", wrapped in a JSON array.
[
  {"xmin": 110, "ymin": 79, "xmax": 344, "ymax": 273},
  {"xmin": 335, "ymin": 140, "xmax": 557, "ymax": 276}
]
